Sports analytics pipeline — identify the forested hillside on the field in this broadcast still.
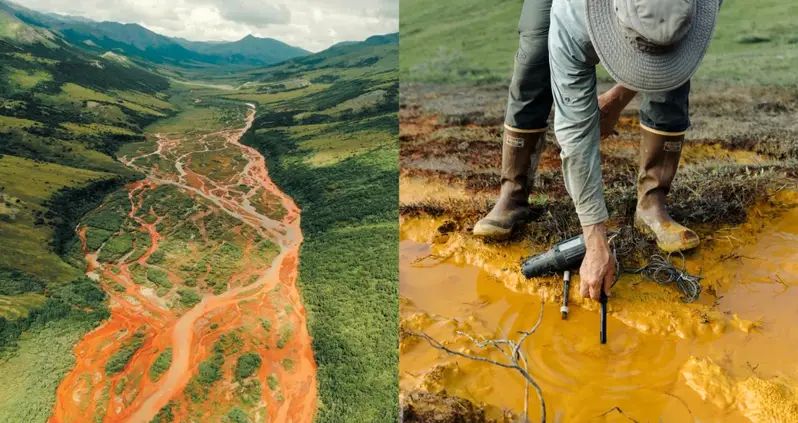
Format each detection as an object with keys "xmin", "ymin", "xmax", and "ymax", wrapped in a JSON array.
[{"xmin": 0, "ymin": 9, "xmax": 176, "ymax": 419}]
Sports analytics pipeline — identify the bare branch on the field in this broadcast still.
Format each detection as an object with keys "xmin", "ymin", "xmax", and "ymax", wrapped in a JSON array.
[{"xmin": 408, "ymin": 299, "xmax": 547, "ymax": 422}]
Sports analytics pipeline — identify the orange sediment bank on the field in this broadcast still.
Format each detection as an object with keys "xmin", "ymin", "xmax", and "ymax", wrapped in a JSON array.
[
  {"xmin": 399, "ymin": 193, "xmax": 798, "ymax": 422},
  {"xmin": 50, "ymin": 105, "xmax": 318, "ymax": 423}
]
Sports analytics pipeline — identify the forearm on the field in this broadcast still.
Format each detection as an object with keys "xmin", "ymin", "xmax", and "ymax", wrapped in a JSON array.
[
  {"xmin": 559, "ymin": 123, "xmax": 608, "ymax": 226},
  {"xmin": 599, "ymin": 84, "xmax": 637, "ymax": 112}
]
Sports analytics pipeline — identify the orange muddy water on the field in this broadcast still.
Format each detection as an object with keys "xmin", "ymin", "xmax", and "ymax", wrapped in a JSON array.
[
  {"xmin": 400, "ymin": 197, "xmax": 798, "ymax": 422},
  {"xmin": 50, "ymin": 105, "xmax": 317, "ymax": 423}
]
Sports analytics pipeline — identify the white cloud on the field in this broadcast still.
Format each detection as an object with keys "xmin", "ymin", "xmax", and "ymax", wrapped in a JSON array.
[{"xmin": 16, "ymin": 0, "xmax": 398, "ymax": 51}]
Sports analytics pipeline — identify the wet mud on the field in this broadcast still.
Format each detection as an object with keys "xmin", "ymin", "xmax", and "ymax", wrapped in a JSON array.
[{"xmin": 399, "ymin": 83, "xmax": 798, "ymax": 422}]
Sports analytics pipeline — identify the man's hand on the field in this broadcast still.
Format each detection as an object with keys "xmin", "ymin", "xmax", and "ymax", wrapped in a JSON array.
[
  {"xmin": 579, "ymin": 222, "xmax": 614, "ymax": 300},
  {"xmin": 598, "ymin": 84, "xmax": 637, "ymax": 139}
]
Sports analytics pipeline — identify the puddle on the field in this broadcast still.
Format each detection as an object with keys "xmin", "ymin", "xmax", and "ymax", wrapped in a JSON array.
[{"xmin": 400, "ymin": 205, "xmax": 798, "ymax": 422}]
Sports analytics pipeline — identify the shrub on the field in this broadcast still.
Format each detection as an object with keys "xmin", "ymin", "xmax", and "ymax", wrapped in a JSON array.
[
  {"xmin": 235, "ymin": 352, "xmax": 262, "ymax": 380},
  {"xmin": 197, "ymin": 353, "xmax": 224, "ymax": 386},
  {"xmin": 105, "ymin": 330, "xmax": 145, "ymax": 375},
  {"xmin": 149, "ymin": 347, "xmax": 172, "ymax": 381}
]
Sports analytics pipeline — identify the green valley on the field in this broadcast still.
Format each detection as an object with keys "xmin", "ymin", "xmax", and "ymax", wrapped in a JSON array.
[{"xmin": 0, "ymin": 1, "xmax": 399, "ymax": 422}]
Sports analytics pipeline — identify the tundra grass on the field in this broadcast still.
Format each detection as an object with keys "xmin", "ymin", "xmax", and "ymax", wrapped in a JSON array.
[
  {"xmin": 400, "ymin": 0, "xmax": 798, "ymax": 85},
  {"xmin": 0, "ymin": 318, "xmax": 97, "ymax": 423},
  {"xmin": 0, "ymin": 155, "xmax": 111, "ymax": 283},
  {"xmin": 0, "ymin": 293, "xmax": 47, "ymax": 320},
  {"xmin": 221, "ymin": 84, "xmax": 330, "ymax": 105},
  {"xmin": 0, "ymin": 115, "xmax": 41, "ymax": 130},
  {"xmin": 54, "ymin": 83, "xmax": 165, "ymax": 117},
  {"xmin": 6, "ymin": 67, "xmax": 51, "ymax": 90}
]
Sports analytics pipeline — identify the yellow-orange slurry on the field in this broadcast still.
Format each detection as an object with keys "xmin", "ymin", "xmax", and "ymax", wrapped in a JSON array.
[{"xmin": 400, "ymin": 191, "xmax": 798, "ymax": 423}]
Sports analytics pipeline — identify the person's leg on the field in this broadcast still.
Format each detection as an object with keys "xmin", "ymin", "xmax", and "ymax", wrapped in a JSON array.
[
  {"xmin": 636, "ymin": 81, "xmax": 699, "ymax": 252},
  {"xmin": 474, "ymin": 0, "xmax": 554, "ymax": 238}
]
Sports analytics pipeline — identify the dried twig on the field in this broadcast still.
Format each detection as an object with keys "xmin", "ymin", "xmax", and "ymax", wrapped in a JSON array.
[
  {"xmin": 409, "ymin": 299, "xmax": 547, "ymax": 422},
  {"xmin": 596, "ymin": 406, "xmax": 641, "ymax": 423}
]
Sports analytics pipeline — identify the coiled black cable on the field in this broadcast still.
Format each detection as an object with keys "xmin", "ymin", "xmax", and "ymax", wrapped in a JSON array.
[{"xmin": 609, "ymin": 231, "xmax": 703, "ymax": 303}]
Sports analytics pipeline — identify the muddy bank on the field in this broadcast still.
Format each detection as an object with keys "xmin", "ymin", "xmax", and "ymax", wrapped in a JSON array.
[
  {"xmin": 399, "ymin": 82, "xmax": 798, "ymax": 421},
  {"xmin": 400, "ymin": 201, "xmax": 798, "ymax": 421}
]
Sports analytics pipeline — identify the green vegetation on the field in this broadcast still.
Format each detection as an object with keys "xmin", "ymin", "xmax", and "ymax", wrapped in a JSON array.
[
  {"xmin": 276, "ymin": 323, "xmax": 293, "ymax": 349},
  {"xmin": 178, "ymin": 289, "xmax": 202, "ymax": 308},
  {"xmin": 0, "ymin": 293, "xmax": 46, "ymax": 320},
  {"xmin": 147, "ymin": 250, "xmax": 165, "ymax": 264},
  {"xmin": 150, "ymin": 400, "xmax": 177, "ymax": 423},
  {"xmin": 146, "ymin": 268, "xmax": 172, "ymax": 288},
  {"xmin": 105, "ymin": 330, "xmax": 146, "ymax": 375},
  {"xmin": 235, "ymin": 379, "xmax": 262, "ymax": 406},
  {"xmin": 0, "ymin": 317, "xmax": 101, "ymax": 422},
  {"xmin": 266, "ymin": 374, "xmax": 278, "ymax": 390},
  {"xmin": 2, "ymin": 7, "xmax": 399, "ymax": 420},
  {"xmin": 149, "ymin": 347, "xmax": 173, "ymax": 381},
  {"xmin": 241, "ymin": 36, "xmax": 399, "ymax": 422},
  {"xmin": 282, "ymin": 358, "xmax": 295, "ymax": 371},
  {"xmin": 196, "ymin": 352, "xmax": 224, "ymax": 386},
  {"xmin": 224, "ymin": 407, "xmax": 251, "ymax": 423},
  {"xmin": 1, "ymin": 276, "xmax": 108, "ymax": 354},
  {"xmin": 400, "ymin": 0, "xmax": 798, "ymax": 85},
  {"xmin": 98, "ymin": 233, "xmax": 134, "ymax": 262},
  {"xmin": 0, "ymin": 267, "xmax": 46, "ymax": 296},
  {"xmin": 234, "ymin": 352, "xmax": 262, "ymax": 379}
]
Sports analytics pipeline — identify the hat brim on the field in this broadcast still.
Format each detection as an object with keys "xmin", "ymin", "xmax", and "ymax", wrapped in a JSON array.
[{"xmin": 585, "ymin": 0, "xmax": 718, "ymax": 93}]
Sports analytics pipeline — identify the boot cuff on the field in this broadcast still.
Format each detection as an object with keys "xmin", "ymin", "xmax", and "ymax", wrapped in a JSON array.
[
  {"xmin": 640, "ymin": 123, "xmax": 688, "ymax": 136},
  {"xmin": 504, "ymin": 124, "xmax": 548, "ymax": 133}
]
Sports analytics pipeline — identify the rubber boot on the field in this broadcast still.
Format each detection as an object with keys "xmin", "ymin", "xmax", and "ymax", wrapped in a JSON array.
[
  {"xmin": 634, "ymin": 127, "xmax": 700, "ymax": 252},
  {"xmin": 473, "ymin": 126, "xmax": 546, "ymax": 239}
]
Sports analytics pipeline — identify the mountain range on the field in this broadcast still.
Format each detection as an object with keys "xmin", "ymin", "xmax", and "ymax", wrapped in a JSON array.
[{"xmin": 0, "ymin": 0, "xmax": 313, "ymax": 67}]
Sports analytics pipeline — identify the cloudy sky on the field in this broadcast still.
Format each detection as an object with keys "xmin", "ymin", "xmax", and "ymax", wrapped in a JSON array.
[{"xmin": 18, "ymin": 0, "xmax": 398, "ymax": 52}]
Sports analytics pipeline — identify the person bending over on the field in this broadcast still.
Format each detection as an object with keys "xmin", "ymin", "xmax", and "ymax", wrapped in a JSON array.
[{"xmin": 474, "ymin": 0, "xmax": 719, "ymax": 300}]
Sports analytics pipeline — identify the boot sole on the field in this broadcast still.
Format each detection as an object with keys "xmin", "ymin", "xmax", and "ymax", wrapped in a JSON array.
[{"xmin": 472, "ymin": 224, "xmax": 513, "ymax": 239}]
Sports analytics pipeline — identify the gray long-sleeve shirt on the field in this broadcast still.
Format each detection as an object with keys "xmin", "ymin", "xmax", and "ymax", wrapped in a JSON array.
[
  {"xmin": 549, "ymin": 0, "xmax": 720, "ymax": 226},
  {"xmin": 549, "ymin": 0, "xmax": 607, "ymax": 227}
]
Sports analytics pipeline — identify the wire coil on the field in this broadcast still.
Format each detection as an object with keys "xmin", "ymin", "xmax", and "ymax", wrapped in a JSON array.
[{"xmin": 609, "ymin": 230, "xmax": 703, "ymax": 303}]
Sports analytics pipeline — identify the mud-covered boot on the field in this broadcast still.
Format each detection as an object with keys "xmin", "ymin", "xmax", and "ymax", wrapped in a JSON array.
[
  {"xmin": 635, "ymin": 127, "xmax": 700, "ymax": 252},
  {"xmin": 473, "ymin": 127, "xmax": 546, "ymax": 239}
]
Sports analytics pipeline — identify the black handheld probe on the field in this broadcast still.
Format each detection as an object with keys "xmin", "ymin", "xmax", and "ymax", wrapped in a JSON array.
[
  {"xmin": 521, "ymin": 234, "xmax": 608, "ymax": 344},
  {"xmin": 599, "ymin": 290, "xmax": 607, "ymax": 344}
]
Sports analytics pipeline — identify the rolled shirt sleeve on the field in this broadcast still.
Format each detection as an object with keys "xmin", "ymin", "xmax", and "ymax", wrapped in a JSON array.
[{"xmin": 548, "ymin": 0, "xmax": 608, "ymax": 226}]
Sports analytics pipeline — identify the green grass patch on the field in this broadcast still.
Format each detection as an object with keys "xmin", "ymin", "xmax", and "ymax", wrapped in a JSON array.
[
  {"xmin": 6, "ymin": 67, "xmax": 52, "ymax": 90},
  {"xmin": 0, "ymin": 115, "xmax": 41, "ymax": 131},
  {"xmin": 400, "ymin": 0, "xmax": 798, "ymax": 86},
  {"xmin": 0, "ymin": 317, "xmax": 99, "ymax": 423},
  {"xmin": 0, "ymin": 293, "xmax": 47, "ymax": 320},
  {"xmin": 0, "ymin": 155, "xmax": 115, "ymax": 284},
  {"xmin": 98, "ymin": 233, "xmax": 134, "ymax": 262}
]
